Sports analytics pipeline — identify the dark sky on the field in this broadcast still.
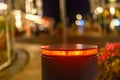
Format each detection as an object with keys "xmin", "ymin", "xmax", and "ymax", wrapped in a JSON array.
[{"xmin": 42, "ymin": 0, "xmax": 90, "ymax": 23}]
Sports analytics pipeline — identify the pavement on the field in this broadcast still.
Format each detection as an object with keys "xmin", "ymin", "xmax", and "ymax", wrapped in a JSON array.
[
  {"xmin": 11, "ymin": 43, "xmax": 41, "ymax": 80},
  {"xmin": 16, "ymin": 30, "xmax": 120, "ymax": 49}
]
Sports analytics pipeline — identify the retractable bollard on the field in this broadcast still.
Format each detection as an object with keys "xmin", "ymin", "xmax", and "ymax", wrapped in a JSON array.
[{"xmin": 41, "ymin": 44, "xmax": 98, "ymax": 80}]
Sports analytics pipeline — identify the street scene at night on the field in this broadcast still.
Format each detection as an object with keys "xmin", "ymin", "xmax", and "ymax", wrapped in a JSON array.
[{"xmin": 0, "ymin": 0, "xmax": 120, "ymax": 80}]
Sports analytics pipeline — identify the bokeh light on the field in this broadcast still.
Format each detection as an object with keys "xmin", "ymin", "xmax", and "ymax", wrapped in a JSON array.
[
  {"xmin": 110, "ymin": 7, "xmax": 115, "ymax": 15},
  {"xmin": 76, "ymin": 14, "xmax": 82, "ymax": 19}
]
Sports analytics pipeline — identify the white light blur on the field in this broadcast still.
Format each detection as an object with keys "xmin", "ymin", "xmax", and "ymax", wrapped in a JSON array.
[
  {"xmin": 110, "ymin": 7, "xmax": 115, "ymax": 15},
  {"xmin": 96, "ymin": 7, "xmax": 103, "ymax": 14},
  {"xmin": 13, "ymin": 10, "xmax": 22, "ymax": 30},
  {"xmin": 36, "ymin": 0, "xmax": 42, "ymax": 7},
  {"xmin": 76, "ymin": 44, "xmax": 83, "ymax": 49},
  {"xmin": 75, "ymin": 19, "xmax": 84, "ymax": 26},
  {"xmin": 25, "ymin": 14, "xmax": 43, "ymax": 24},
  {"xmin": 110, "ymin": 19, "xmax": 120, "ymax": 29},
  {"xmin": 36, "ymin": 0, "xmax": 43, "ymax": 16},
  {"xmin": 0, "ymin": 3, "xmax": 7, "ymax": 10},
  {"xmin": 25, "ymin": 0, "xmax": 33, "ymax": 13}
]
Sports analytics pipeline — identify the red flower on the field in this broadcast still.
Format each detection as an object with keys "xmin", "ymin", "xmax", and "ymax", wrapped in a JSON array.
[
  {"xmin": 98, "ymin": 55, "xmax": 103, "ymax": 61},
  {"xmin": 106, "ymin": 43, "xmax": 114, "ymax": 51},
  {"xmin": 98, "ymin": 52, "xmax": 110, "ymax": 61},
  {"xmin": 98, "ymin": 42, "xmax": 120, "ymax": 80},
  {"xmin": 111, "ymin": 53, "xmax": 116, "ymax": 57},
  {"xmin": 98, "ymin": 42, "xmax": 120, "ymax": 62},
  {"xmin": 114, "ymin": 42, "xmax": 120, "ymax": 48}
]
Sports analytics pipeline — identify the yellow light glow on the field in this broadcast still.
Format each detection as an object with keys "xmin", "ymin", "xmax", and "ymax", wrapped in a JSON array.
[
  {"xmin": 31, "ymin": 8, "xmax": 37, "ymax": 14},
  {"xmin": 75, "ymin": 20, "xmax": 79, "ymax": 25},
  {"xmin": 109, "ymin": 0, "xmax": 116, "ymax": 2},
  {"xmin": 103, "ymin": 10, "xmax": 109, "ymax": 16},
  {"xmin": 0, "ymin": 3, "xmax": 7, "ymax": 10},
  {"xmin": 110, "ymin": 7, "xmax": 115, "ymax": 15},
  {"xmin": 41, "ymin": 48, "xmax": 97, "ymax": 56},
  {"xmin": 28, "ymin": 0, "xmax": 33, "ymax": 1},
  {"xmin": 110, "ymin": 20, "xmax": 115, "ymax": 29},
  {"xmin": 76, "ymin": 14, "xmax": 82, "ymax": 19},
  {"xmin": 116, "ymin": 9, "xmax": 119, "ymax": 16}
]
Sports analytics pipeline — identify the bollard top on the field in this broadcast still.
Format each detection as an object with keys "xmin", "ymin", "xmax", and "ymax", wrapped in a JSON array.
[{"xmin": 40, "ymin": 44, "xmax": 98, "ymax": 56}]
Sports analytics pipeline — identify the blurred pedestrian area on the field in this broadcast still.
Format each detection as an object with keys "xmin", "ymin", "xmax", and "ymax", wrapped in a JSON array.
[{"xmin": 16, "ymin": 22, "xmax": 120, "ymax": 49}]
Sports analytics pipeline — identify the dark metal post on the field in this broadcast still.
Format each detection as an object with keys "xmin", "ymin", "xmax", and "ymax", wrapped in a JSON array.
[{"xmin": 59, "ymin": 0, "xmax": 67, "ymax": 43}]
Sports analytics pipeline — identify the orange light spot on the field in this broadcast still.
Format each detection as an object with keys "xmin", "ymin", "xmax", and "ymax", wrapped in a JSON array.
[{"xmin": 41, "ymin": 48, "xmax": 97, "ymax": 56}]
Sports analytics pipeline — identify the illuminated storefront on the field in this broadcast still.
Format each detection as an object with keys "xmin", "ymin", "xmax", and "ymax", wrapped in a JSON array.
[{"xmin": 90, "ymin": 0, "xmax": 120, "ymax": 34}]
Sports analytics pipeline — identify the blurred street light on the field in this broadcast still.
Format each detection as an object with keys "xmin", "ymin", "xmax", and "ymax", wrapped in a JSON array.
[
  {"xmin": 75, "ymin": 19, "xmax": 84, "ymax": 26},
  {"xmin": 76, "ymin": 14, "xmax": 82, "ymax": 20},
  {"xmin": 109, "ymin": 0, "xmax": 116, "ymax": 3},
  {"xmin": 110, "ymin": 7, "xmax": 115, "ymax": 15},
  {"xmin": 94, "ymin": 7, "xmax": 103, "ymax": 15},
  {"xmin": 13, "ymin": 10, "xmax": 22, "ymax": 31},
  {"xmin": 0, "ymin": 3, "xmax": 7, "ymax": 10}
]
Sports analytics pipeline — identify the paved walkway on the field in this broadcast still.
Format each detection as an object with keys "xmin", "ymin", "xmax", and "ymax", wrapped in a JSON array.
[{"xmin": 10, "ymin": 43, "xmax": 41, "ymax": 80}]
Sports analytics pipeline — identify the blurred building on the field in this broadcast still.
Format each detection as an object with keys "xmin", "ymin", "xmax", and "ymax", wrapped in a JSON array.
[
  {"xmin": 25, "ymin": 0, "xmax": 43, "ymax": 16},
  {"xmin": 89, "ymin": 0, "xmax": 104, "ymax": 14},
  {"xmin": 89, "ymin": 0, "xmax": 120, "ymax": 14},
  {"xmin": 89, "ymin": 0, "xmax": 120, "ymax": 34}
]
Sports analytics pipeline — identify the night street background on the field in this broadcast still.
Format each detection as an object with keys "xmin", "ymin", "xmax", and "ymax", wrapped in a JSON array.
[{"xmin": 42, "ymin": 0, "xmax": 90, "ymax": 23}]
